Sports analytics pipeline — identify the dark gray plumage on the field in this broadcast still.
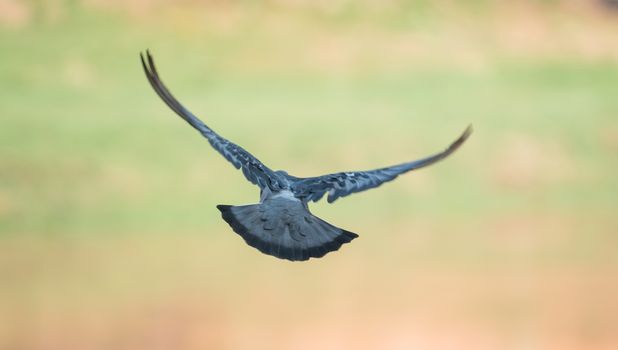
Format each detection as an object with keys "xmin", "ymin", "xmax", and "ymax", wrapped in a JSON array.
[{"xmin": 141, "ymin": 50, "xmax": 472, "ymax": 261}]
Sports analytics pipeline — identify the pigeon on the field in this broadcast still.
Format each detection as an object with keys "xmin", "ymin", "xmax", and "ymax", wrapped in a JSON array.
[{"xmin": 141, "ymin": 50, "xmax": 472, "ymax": 261}]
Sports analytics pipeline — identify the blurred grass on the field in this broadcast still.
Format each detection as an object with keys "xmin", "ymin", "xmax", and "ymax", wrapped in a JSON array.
[{"xmin": 1, "ymin": 1, "xmax": 618, "ymax": 349}]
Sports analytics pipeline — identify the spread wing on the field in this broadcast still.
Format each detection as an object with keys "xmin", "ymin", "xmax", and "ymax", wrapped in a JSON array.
[
  {"xmin": 292, "ymin": 126, "xmax": 472, "ymax": 203},
  {"xmin": 141, "ymin": 50, "xmax": 281, "ymax": 190}
]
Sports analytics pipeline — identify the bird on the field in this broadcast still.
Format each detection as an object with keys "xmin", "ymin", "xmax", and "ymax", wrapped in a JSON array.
[{"xmin": 140, "ymin": 50, "xmax": 472, "ymax": 262}]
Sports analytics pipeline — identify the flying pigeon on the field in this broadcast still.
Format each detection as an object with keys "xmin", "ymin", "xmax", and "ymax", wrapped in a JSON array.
[{"xmin": 141, "ymin": 51, "xmax": 472, "ymax": 261}]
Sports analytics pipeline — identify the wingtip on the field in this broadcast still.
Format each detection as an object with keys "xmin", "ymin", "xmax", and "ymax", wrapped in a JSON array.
[
  {"xmin": 139, "ymin": 49, "xmax": 152, "ymax": 58},
  {"xmin": 139, "ymin": 49, "xmax": 155, "ymax": 67},
  {"xmin": 461, "ymin": 124, "xmax": 473, "ymax": 141},
  {"xmin": 442, "ymin": 124, "xmax": 473, "ymax": 155}
]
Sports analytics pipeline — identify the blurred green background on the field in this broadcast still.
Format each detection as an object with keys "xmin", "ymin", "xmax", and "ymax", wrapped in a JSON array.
[{"xmin": 1, "ymin": 0, "xmax": 617, "ymax": 349}]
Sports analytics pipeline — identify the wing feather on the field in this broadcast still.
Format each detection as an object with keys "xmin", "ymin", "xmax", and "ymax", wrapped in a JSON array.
[
  {"xmin": 140, "ymin": 50, "xmax": 280, "ymax": 190},
  {"xmin": 293, "ymin": 126, "xmax": 472, "ymax": 203}
]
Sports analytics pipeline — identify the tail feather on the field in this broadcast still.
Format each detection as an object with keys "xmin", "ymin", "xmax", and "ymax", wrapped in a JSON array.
[{"xmin": 216, "ymin": 198, "xmax": 358, "ymax": 261}]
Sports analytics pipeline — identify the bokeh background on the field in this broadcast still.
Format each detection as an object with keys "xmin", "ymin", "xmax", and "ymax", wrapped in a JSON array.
[{"xmin": 1, "ymin": 0, "xmax": 617, "ymax": 349}]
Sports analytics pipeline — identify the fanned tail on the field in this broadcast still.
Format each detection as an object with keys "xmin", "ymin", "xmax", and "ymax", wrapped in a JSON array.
[{"xmin": 216, "ymin": 197, "xmax": 357, "ymax": 261}]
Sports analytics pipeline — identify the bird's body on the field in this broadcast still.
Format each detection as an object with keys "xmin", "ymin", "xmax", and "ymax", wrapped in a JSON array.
[{"xmin": 141, "ymin": 51, "xmax": 472, "ymax": 261}]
